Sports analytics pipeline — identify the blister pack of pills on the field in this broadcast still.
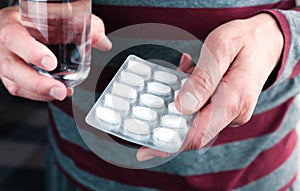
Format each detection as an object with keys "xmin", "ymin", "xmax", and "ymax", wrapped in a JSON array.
[{"xmin": 85, "ymin": 55, "xmax": 195, "ymax": 153}]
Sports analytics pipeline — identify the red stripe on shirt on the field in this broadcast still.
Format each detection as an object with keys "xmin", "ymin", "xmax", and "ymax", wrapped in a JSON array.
[
  {"xmin": 185, "ymin": 130, "xmax": 297, "ymax": 190},
  {"xmin": 93, "ymin": 1, "xmax": 295, "ymax": 40},
  {"xmin": 278, "ymin": 173, "xmax": 297, "ymax": 191},
  {"xmin": 54, "ymin": 159, "xmax": 93, "ymax": 191},
  {"xmin": 214, "ymin": 97, "xmax": 294, "ymax": 145},
  {"xmin": 49, "ymin": 108, "xmax": 298, "ymax": 190},
  {"xmin": 289, "ymin": 60, "xmax": 300, "ymax": 79},
  {"xmin": 229, "ymin": 130, "xmax": 297, "ymax": 189},
  {"xmin": 51, "ymin": 97, "xmax": 295, "ymax": 145}
]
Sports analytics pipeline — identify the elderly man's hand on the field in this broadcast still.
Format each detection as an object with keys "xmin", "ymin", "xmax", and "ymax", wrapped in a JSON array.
[
  {"xmin": 137, "ymin": 13, "xmax": 283, "ymax": 161},
  {"xmin": 0, "ymin": 6, "xmax": 111, "ymax": 101}
]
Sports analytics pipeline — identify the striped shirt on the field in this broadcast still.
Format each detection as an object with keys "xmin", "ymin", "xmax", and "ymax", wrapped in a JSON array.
[{"xmin": 9, "ymin": 0, "xmax": 300, "ymax": 190}]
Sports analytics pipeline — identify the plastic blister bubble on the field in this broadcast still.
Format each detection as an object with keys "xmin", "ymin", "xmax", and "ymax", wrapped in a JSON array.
[{"xmin": 85, "ymin": 55, "xmax": 195, "ymax": 153}]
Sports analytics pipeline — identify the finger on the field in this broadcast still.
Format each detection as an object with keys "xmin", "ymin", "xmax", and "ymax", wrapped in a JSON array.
[
  {"xmin": 0, "ymin": 54, "xmax": 68, "ymax": 101},
  {"xmin": 136, "ymin": 146, "xmax": 173, "ymax": 162},
  {"xmin": 227, "ymin": 123, "xmax": 241, "ymax": 128},
  {"xmin": 176, "ymin": 34, "xmax": 243, "ymax": 115},
  {"xmin": 185, "ymin": 82, "xmax": 227, "ymax": 149},
  {"xmin": 186, "ymin": 59, "xmax": 260, "ymax": 149},
  {"xmin": 91, "ymin": 14, "xmax": 112, "ymax": 51},
  {"xmin": 1, "ymin": 76, "xmax": 55, "ymax": 101},
  {"xmin": 2, "ymin": 76, "xmax": 73, "ymax": 100},
  {"xmin": 186, "ymin": 67, "xmax": 195, "ymax": 74},
  {"xmin": 0, "ymin": 22, "xmax": 57, "ymax": 71},
  {"xmin": 177, "ymin": 53, "xmax": 193, "ymax": 73},
  {"xmin": 67, "ymin": 88, "xmax": 74, "ymax": 97},
  {"xmin": 220, "ymin": 53, "xmax": 261, "ymax": 127}
]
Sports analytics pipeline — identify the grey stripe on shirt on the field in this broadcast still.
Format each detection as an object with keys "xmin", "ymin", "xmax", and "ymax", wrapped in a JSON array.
[
  {"xmin": 48, "ymin": 99, "xmax": 299, "ymax": 175},
  {"xmin": 92, "ymin": 0, "xmax": 284, "ymax": 8},
  {"xmin": 48, "ymin": 125, "xmax": 299, "ymax": 191},
  {"xmin": 277, "ymin": 10, "xmax": 300, "ymax": 84},
  {"xmin": 232, "ymin": 143, "xmax": 299, "ymax": 191}
]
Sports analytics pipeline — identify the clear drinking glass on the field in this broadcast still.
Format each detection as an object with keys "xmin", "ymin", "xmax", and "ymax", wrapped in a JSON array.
[{"xmin": 19, "ymin": 0, "xmax": 92, "ymax": 87}]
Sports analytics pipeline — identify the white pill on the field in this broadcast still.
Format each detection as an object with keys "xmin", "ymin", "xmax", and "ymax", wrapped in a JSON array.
[
  {"xmin": 154, "ymin": 71, "xmax": 177, "ymax": 85},
  {"xmin": 127, "ymin": 60, "xmax": 151, "ymax": 78},
  {"xmin": 140, "ymin": 94, "xmax": 165, "ymax": 108},
  {"xmin": 120, "ymin": 71, "xmax": 144, "ymax": 88},
  {"xmin": 168, "ymin": 102, "xmax": 181, "ymax": 115},
  {"xmin": 147, "ymin": 82, "xmax": 171, "ymax": 96},
  {"xmin": 181, "ymin": 78, "xmax": 187, "ymax": 87},
  {"xmin": 153, "ymin": 128, "xmax": 181, "ymax": 143},
  {"xmin": 161, "ymin": 115, "xmax": 187, "ymax": 129},
  {"xmin": 104, "ymin": 94, "xmax": 129, "ymax": 111},
  {"xmin": 124, "ymin": 118, "xmax": 151, "ymax": 135},
  {"xmin": 112, "ymin": 83, "xmax": 137, "ymax": 100},
  {"xmin": 132, "ymin": 106, "xmax": 158, "ymax": 121},
  {"xmin": 96, "ymin": 107, "xmax": 121, "ymax": 125}
]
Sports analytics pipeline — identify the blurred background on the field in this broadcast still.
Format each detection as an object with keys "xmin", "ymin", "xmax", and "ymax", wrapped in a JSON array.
[
  {"xmin": 0, "ymin": 2, "xmax": 47, "ymax": 189},
  {"xmin": 0, "ymin": 82, "xmax": 47, "ymax": 191}
]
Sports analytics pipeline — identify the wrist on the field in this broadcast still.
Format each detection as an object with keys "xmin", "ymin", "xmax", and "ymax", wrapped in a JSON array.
[{"xmin": 250, "ymin": 13, "xmax": 284, "ymax": 70}]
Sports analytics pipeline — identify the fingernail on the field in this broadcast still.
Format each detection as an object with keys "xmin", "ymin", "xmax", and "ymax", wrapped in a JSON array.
[
  {"xmin": 180, "ymin": 53, "xmax": 188, "ymax": 65},
  {"xmin": 179, "ymin": 54, "xmax": 185, "ymax": 65},
  {"xmin": 179, "ymin": 92, "xmax": 199, "ymax": 112},
  {"xmin": 49, "ymin": 86, "xmax": 65, "ymax": 101},
  {"xmin": 228, "ymin": 123, "xmax": 240, "ymax": 128},
  {"xmin": 137, "ymin": 150, "xmax": 154, "ymax": 162},
  {"xmin": 100, "ymin": 35, "xmax": 112, "ymax": 50},
  {"xmin": 41, "ymin": 56, "xmax": 57, "ymax": 70},
  {"xmin": 67, "ymin": 88, "xmax": 74, "ymax": 97}
]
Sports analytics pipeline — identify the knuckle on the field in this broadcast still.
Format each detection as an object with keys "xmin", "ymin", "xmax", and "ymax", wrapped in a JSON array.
[
  {"xmin": 241, "ymin": 93, "xmax": 254, "ymax": 113},
  {"xmin": 93, "ymin": 15, "xmax": 104, "ymax": 27},
  {"xmin": 191, "ymin": 129, "xmax": 215, "ymax": 149},
  {"xmin": 161, "ymin": 152, "xmax": 172, "ymax": 158},
  {"xmin": 238, "ymin": 114, "xmax": 252, "ymax": 125},
  {"xmin": 0, "ymin": 57, "xmax": 14, "ymax": 80},
  {"xmin": 206, "ymin": 27, "xmax": 243, "ymax": 60},
  {"xmin": 228, "ymin": 89, "xmax": 254, "ymax": 125},
  {"xmin": 189, "ymin": 124, "xmax": 214, "ymax": 149},
  {"xmin": 0, "ymin": 23, "xmax": 18, "ymax": 46},
  {"xmin": 231, "ymin": 114, "xmax": 252, "ymax": 126},
  {"xmin": 191, "ymin": 68, "xmax": 214, "ymax": 97},
  {"xmin": 0, "ymin": 57, "xmax": 9, "ymax": 72},
  {"xmin": 207, "ymin": 30, "xmax": 231, "ymax": 48},
  {"xmin": 23, "ymin": 47, "xmax": 34, "ymax": 63},
  {"xmin": 186, "ymin": 125, "xmax": 201, "ymax": 150},
  {"xmin": 227, "ymin": 92, "xmax": 240, "ymax": 118},
  {"xmin": 92, "ymin": 15, "xmax": 104, "ymax": 30},
  {"xmin": 7, "ymin": 83, "xmax": 21, "ymax": 96},
  {"xmin": 214, "ymin": 35, "xmax": 235, "ymax": 56},
  {"xmin": 32, "ymin": 81, "xmax": 43, "ymax": 95},
  {"xmin": 0, "ymin": 25, "xmax": 11, "ymax": 45},
  {"xmin": 238, "ymin": 93, "xmax": 255, "ymax": 124}
]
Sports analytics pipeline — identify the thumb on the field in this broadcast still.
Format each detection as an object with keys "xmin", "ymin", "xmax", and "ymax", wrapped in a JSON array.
[
  {"xmin": 175, "ymin": 47, "xmax": 222, "ymax": 115},
  {"xmin": 175, "ymin": 35, "xmax": 242, "ymax": 115}
]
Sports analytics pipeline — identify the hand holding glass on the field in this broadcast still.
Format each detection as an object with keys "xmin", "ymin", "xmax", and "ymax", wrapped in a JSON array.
[{"xmin": 19, "ymin": 0, "xmax": 91, "ymax": 87}]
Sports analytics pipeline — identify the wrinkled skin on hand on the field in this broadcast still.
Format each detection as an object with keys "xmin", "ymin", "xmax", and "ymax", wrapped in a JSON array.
[
  {"xmin": 137, "ymin": 13, "xmax": 284, "ymax": 162},
  {"xmin": 0, "ymin": 6, "xmax": 111, "ymax": 101}
]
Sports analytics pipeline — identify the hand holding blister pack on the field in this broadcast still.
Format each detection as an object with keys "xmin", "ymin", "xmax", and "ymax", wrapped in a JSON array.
[{"xmin": 85, "ymin": 55, "xmax": 195, "ymax": 153}]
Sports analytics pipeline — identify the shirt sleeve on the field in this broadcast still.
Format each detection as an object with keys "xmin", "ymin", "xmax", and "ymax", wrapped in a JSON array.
[
  {"xmin": 262, "ymin": 8, "xmax": 300, "ymax": 90},
  {"xmin": 0, "ymin": 0, "xmax": 17, "ymax": 8}
]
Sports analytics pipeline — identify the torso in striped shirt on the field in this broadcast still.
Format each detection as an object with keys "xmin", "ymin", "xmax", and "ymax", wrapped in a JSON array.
[{"xmin": 47, "ymin": 0, "xmax": 300, "ymax": 190}]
